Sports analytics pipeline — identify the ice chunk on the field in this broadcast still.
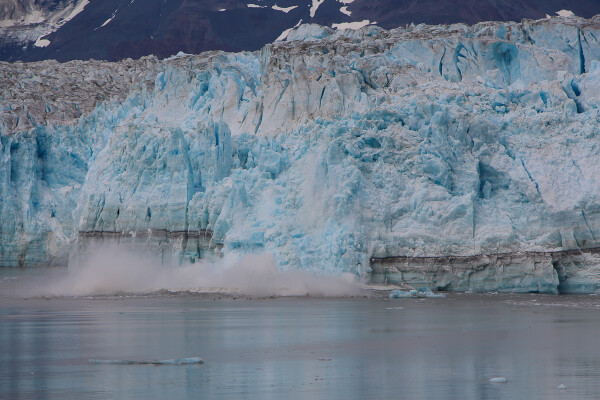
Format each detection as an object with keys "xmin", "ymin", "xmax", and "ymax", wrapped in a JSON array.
[
  {"xmin": 89, "ymin": 357, "xmax": 204, "ymax": 365},
  {"xmin": 389, "ymin": 289, "xmax": 446, "ymax": 299},
  {"xmin": 489, "ymin": 377, "xmax": 508, "ymax": 383}
]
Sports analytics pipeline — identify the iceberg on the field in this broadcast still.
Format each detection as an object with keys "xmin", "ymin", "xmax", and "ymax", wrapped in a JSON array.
[{"xmin": 3, "ymin": 16, "xmax": 600, "ymax": 293}]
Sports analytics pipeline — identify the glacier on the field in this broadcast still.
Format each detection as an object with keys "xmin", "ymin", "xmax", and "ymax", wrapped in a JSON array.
[{"xmin": 3, "ymin": 15, "xmax": 600, "ymax": 293}]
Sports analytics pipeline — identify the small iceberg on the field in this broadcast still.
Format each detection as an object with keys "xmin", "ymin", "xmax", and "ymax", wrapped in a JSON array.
[
  {"xmin": 489, "ymin": 377, "xmax": 508, "ymax": 383},
  {"xmin": 556, "ymin": 384, "xmax": 567, "ymax": 389},
  {"xmin": 89, "ymin": 357, "xmax": 204, "ymax": 365},
  {"xmin": 389, "ymin": 288, "xmax": 446, "ymax": 299}
]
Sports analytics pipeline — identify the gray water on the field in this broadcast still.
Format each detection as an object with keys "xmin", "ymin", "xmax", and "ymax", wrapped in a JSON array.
[{"xmin": 2, "ymin": 270, "xmax": 600, "ymax": 399}]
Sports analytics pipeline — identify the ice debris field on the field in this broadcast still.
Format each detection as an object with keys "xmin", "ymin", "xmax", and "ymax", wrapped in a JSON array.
[{"xmin": 3, "ymin": 15, "xmax": 600, "ymax": 294}]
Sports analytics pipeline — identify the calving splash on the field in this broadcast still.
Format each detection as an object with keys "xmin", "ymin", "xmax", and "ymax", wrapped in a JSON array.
[
  {"xmin": 3, "ymin": 15, "xmax": 600, "ymax": 294},
  {"xmin": 36, "ymin": 246, "xmax": 360, "ymax": 297}
]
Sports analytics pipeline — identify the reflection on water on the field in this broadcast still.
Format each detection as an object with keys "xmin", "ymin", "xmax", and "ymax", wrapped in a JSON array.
[{"xmin": 1, "ymin": 277, "xmax": 600, "ymax": 398}]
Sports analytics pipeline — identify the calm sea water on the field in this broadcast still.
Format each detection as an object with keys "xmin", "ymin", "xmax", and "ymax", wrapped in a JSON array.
[{"xmin": 1, "ymin": 268, "xmax": 600, "ymax": 399}]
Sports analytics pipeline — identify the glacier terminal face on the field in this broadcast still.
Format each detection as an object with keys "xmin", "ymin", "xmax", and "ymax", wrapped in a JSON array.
[{"xmin": 3, "ymin": 15, "xmax": 600, "ymax": 293}]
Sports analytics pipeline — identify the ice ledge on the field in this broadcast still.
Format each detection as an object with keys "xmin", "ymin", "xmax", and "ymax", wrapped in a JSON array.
[{"xmin": 371, "ymin": 247, "xmax": 600, "ymax": 294}]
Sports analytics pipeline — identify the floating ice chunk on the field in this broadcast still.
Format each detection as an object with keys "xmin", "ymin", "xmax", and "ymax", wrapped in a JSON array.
[
  {"xmin": 489, "ymin": 377, "xmax": 508, "ymax": 383},
  {"xmin": 89, "ymin": 359, "xmax": 142, "ymax": 365},
  {"xmin": 389, "ymin": 290, "xmax": 417, "ymax": 298},
  {"xmin": 89, "ymin": 357, "xmax": 204, "ymax": 365},
  {"xmin": 556, "ymin": 384, "xmax": 567, "ymax": 389},
  {"xmin": 389, "ymin": 288, "xmax": 446, "ymax": 299}
]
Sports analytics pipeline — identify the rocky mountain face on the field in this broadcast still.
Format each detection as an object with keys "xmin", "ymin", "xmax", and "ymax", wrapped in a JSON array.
[
  {"xmin": 3, "ymin": 15, "xmax": 600, "ymax": 293},
  {"xmin": 1, "ymin": 0, "xmax": 600, "ymax": 61}
]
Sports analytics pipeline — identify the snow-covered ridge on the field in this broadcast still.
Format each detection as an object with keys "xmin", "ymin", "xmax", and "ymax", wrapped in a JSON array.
[{"xmin": 3, "ymin": 15, "xmax": 600, "ymax": 293}]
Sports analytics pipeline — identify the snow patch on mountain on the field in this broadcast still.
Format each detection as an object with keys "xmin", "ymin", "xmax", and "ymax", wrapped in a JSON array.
[
  {"xmin": 61, "ymin": 0, "xmax": 89, "ymax": 23},
  {"xmin": 272, "ymin": 5, "xmax": 298, "ymax": 13},
  {"xmin": 310, "ymin": 0, "xmax": 325, "ymax": 17},
  {"xmin": 332, "ymin": 19, "xmax": 372, "ymax": 30},
  {"xmin": 33, "ymin": 36, "xmax": 50, "ymax": 47},
  {"xmin": 556, "ymin": 10, "xmax": 575, "ymax": 18},
  {"xmin": 0, "ymin": 0, "xmax": 91, "ymax": 46},
  {"xmin": 98, "ymin": 13, "xmax": 117, "ymax": 29},
  {"xmin": 276, "ymin": 19, "xmax": 303, "ymax": 41}
]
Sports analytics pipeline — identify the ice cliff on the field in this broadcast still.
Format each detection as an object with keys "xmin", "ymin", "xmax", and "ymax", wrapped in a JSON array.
[{"xmin": 3, "ymin": 15, "xmax": 600, "ymax": 293}]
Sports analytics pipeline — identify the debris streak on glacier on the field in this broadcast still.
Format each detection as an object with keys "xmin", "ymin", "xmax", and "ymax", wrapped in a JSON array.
[{"xmin": 3, "ymin": 16, "xmax": 600, "ymax": 293}]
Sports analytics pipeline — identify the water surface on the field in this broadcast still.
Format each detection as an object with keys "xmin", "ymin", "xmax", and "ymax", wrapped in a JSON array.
[{"xmin": 1, "ymin": 269, "xmax": 600, "ymax": 399}]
